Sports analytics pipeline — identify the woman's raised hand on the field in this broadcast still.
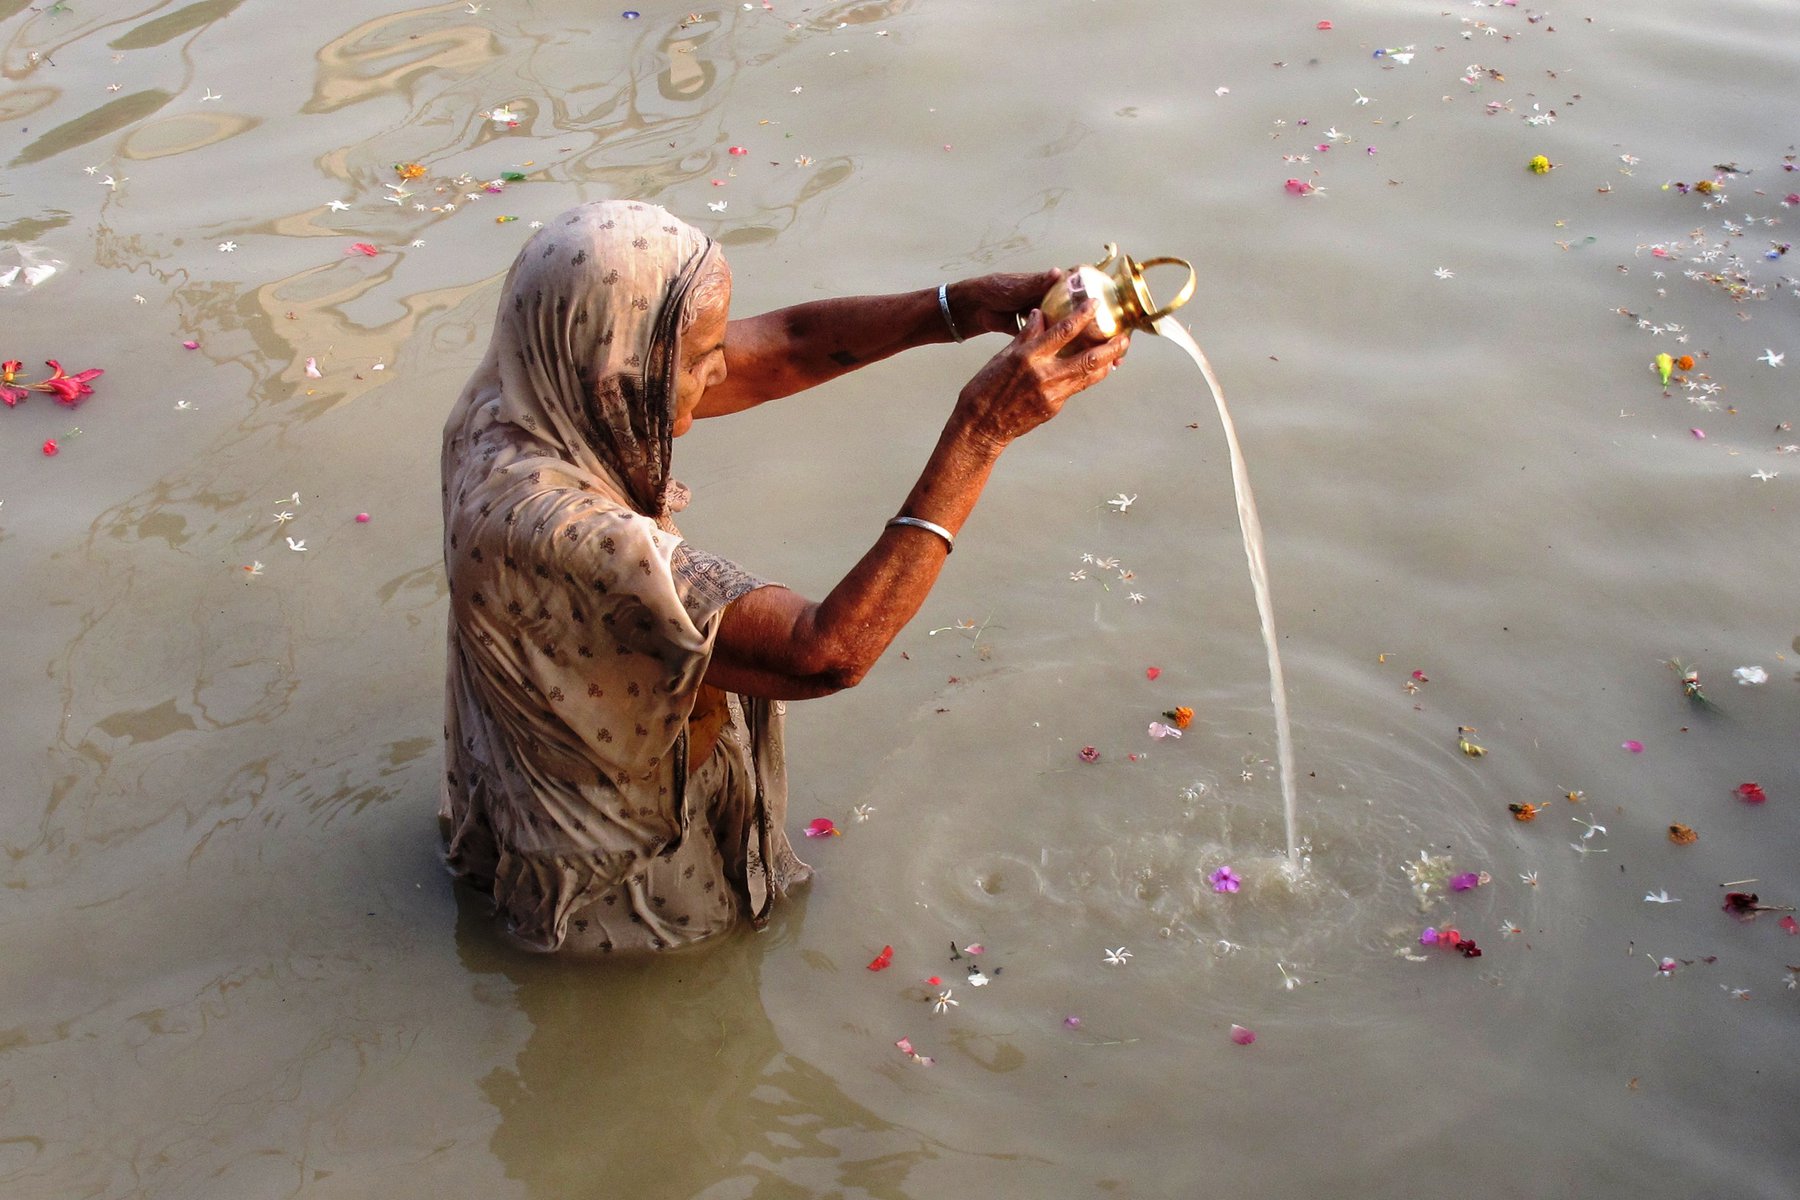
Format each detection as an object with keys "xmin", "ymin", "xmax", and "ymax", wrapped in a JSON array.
[
  {"xmin": 952, "ymin": 302, "xmax": 1130, "ymax": 449},
  {"xmin": 949, "ymin": 270, "xmax": 1064, "ymax": 338}
]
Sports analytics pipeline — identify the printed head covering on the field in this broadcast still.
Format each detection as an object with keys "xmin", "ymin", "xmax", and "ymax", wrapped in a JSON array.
[{"xmin": 485, "ymin": 199, "xmax": 720, "ymax": 519}]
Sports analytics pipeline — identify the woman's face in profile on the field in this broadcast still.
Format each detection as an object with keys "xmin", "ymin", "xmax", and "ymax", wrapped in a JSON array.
[{"xmin": 673, "ymin": 262, "xmax": 731, "ymax": 437}]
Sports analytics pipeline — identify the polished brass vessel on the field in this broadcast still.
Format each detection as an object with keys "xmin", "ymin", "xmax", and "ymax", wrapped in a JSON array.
[{"xmin": 1036, "ymin": 243, "xmax": 1197, "ymax": 338}]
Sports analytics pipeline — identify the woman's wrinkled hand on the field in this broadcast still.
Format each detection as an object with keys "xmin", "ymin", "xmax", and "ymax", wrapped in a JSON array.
[
  {"xmin": 952, "ymin": 301, "xmax": 1130, "ymax": 450},
  {"xmin": 950, "ymin": 269, "xmax": 1066, "ymax": 338}
]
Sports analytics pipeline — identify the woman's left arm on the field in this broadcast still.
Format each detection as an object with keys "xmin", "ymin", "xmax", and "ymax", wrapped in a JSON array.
[{"xmin": 694, "ymin": 270, "xmax": 1062, "ymax": 418}]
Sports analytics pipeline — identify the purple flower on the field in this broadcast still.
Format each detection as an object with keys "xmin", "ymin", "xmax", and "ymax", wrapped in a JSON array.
[
  {"xmin": 1449, "ymin": 872, "xmax": 1481, "ymax": 892},
  {"xmin": 1209, "ymin": 866, "xmax": 1241, "ymax": 894},
  {"xmin": 1419, "ymin": 927, "xmax": 1441, "ymax": 945}
]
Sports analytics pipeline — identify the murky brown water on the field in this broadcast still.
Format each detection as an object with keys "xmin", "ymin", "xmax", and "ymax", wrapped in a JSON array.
[{"xmin": 4, "ymin": 1, "xmax": 1797, "ymax": 1196}]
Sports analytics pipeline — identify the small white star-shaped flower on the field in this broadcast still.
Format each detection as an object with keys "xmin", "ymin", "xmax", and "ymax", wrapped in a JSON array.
[
  {"xmin": 1751, "ymin": 469, "xmax": 1779, "ymax": 482},
  {"xmin": 100, "ymin": 175, "xmax": 126, "ymax": 190},
  {"xmin": 273, "ymin": 511, "xmax": 295, "ymax": 524},
  {"xmin": 1644, "ymin": 889, "xmax": 1680, "ymax": 903},
  {"xmin": 1434, "ymin": 267, "xmax": 1455, "ymax": 279},
  {"xmin": 1128, "ymin": 592, "xmax": 1145, "ymax": 604},
  {"xmin": 852, "ymin": 803, "xmax": 874, "ymax": 822},
  {"xmin": 1574, "ymin": 814, "xmax": 1607, "ymax": 840},
  {"xmin": 932, "ymin": 989, "xmax": 958, "ymax": 1013},
  {"xmin": 1103, "ymin": 947, "xmax": 1132, "ymax": 966},
  {"xmin": 218, "ymin": 241, "xmax": 237, "ymax": 252},
  {"xmin": 707, "ymin": 200, "xmax": 727, "ymax": 212},
  {"xmin": 106, "ymin": 83, "xmax": 122, "ymax": 92},
  {"xmin": 327, "ymin": 200, "xmax": 350, "ymax": 212},
  {"xmin": 131, "ymin": 294, "xmax": 146, "ymax": 304},
  {"xmin": 286, "ymin": 537, "xmax": 307, "ymax": 552},
  {"xmin": 1353, "ymin": 89, "xmax": 1371, "ymax": 105},
  {"xmin": 411, "ymin": 239, "xmax": 426, "ymax": 248},
  {"xmin": 528, "ymin": 220, "xmax": 543, "ymax": 228},
  {"xmin": 201, "ymin": 88, "xmax": 222, "ymax": 102},
  {"xmin": 1499, "ymin": 920, "xmax": 1523, "ymax": 938},
  {"xmin": 1757, "ymin": 349, "xmax": 1784, "ymax": 367},
  {"xmin": 244, "ymin": 561, "xmax": 265, "ymax": 578},
  {"xmin": 174, "ymin": 400, "xmax": 194, "ymax": 411},
  {"xmin": 1570, "ymin": 841, "xmax": 1608, "ymax": 856},
  {"xmin": 1520, "ymin": 871, "xmax": 1539, "ymax": 887},
  {"xmin": 1107, "ymin": 492, "xmax": 1137, "ymax": 512},
  {"xmin": 1068, "ymin": 570, "xmax": 1087, "ymax": 581},
  {"xmin": 83, "ymin": 164, "xmax": 100, "ymax": 175}
]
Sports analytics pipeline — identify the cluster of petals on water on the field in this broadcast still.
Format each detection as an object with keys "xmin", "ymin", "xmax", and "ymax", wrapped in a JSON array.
[{"xmin": 1, "ymin": 358, "xmax": 104, "ymax": 408}]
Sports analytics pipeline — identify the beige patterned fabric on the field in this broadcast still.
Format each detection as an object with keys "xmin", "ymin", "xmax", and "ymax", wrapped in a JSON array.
[{"xmin": 439, "ymin": 200, "xmax": 809, "ymax": 952}]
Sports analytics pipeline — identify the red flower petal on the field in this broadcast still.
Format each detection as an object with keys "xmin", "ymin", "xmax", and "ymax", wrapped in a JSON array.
[
  {"xmin": 1735, "ymin": 782, "xmax": 1768, "ymax": 804},
  {"xmin": 42, "ymin": 439, "xmax": 58, "ymax": 456},
  {"xmin": 803, "ymin": 817, "xmax": 839, "ymax": 837},
  {"xmin": 1145, "ymin": 667, "xmax": 1161, "ymax": 680},
  {"xmin": 349, "ymin": 242, "xmax": 380, "ymax": 257},
  {"xmin": 867, "ymin": 945, "xmax": 893, "ymax": 971}
]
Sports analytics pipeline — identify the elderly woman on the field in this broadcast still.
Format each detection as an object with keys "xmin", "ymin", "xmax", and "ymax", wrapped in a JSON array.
[{"xmin": 442, "ymin": 200, "xmax": 1128, "ymax": 953}]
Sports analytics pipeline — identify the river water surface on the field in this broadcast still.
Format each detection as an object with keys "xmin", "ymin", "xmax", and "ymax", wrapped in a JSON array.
[{"xmin": 3, "ymin": 2, "xmax": 1797, "ymax": 1197}]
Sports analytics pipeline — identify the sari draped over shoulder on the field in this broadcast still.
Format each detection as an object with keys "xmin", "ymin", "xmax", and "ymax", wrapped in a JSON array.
[{"xmin": 440, "ymin": 200, "xmax": 809, "ymax": 952}]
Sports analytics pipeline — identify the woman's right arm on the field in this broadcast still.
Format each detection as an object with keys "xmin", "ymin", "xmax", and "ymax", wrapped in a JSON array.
[{"xmin": 701, "ymin": 302, "xmax": 1129, "ymax": 700}]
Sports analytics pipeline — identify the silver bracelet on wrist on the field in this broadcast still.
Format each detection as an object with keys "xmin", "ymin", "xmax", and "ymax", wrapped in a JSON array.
[
  {"xmin": 887, "ymin": 514, "xmax": 955, "ymax": 554},
  {"xmin": 937, "ymin": 282, "xmax": 965, "ymax": 343}
]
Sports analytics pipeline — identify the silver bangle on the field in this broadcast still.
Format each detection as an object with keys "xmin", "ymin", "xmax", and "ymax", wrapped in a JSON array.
[
  {"xmin": 887, "ymin": 514, "xmax": 954, "ymax": 554},
  {"xmin": 937, "ymin": 282, "xmax": 964, "ymax": 343}
]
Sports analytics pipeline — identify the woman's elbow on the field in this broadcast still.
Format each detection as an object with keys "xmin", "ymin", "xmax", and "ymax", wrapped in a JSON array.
[{"xmin": 796, "ymin": 635, "xmax": 879, "ymax": 694}]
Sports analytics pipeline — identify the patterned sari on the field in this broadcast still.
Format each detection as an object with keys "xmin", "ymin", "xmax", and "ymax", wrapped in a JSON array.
[{"xmin": 440, "ymin": 200, "xmax": 809, "ymax": 953}]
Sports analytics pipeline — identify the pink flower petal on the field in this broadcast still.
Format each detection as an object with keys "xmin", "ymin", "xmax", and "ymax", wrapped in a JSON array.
[
  {"xmin": 182, "ymin": 340, "xmax": 199, "ymax": 350},
  {"xmin": 1145, "ymin": 667, "xmax": 1161, "ymax": 681},
  {"xmin": 1780, "ymin": 915, "xmax": 1798, "ymax": 935},
  {"xmin": 1690, "ymin": 428, "xmax": 1706, "ymax": 439},
  {"xmin": 305, "ymin": 357, "xmax": 322, "ymax": 378},
  {"xmin": 1622, "ymin": 740, "xmax": 1645, "ymax": 754},
  {"xmin": 1230, "ymin": 1024, "xmax": 1257, "ymax": 1045},
  {"xmin": 1079, "ymin": 745, "xmax": 1100, "ymax": 763},
  {"xmin": 803, "ymin": 817, "xmax": 839, "ymax": 838}
]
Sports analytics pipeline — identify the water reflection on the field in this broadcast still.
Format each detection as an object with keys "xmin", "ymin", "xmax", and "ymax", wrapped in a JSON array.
[{"xmin": 455, "ymin": 893, "xmax": 939, "ymax": 1198}]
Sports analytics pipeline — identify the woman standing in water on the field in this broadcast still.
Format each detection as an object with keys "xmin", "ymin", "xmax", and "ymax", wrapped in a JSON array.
[{"xmin": 441, "ymin": 200, "xmax": 1129, "ymax": 952}]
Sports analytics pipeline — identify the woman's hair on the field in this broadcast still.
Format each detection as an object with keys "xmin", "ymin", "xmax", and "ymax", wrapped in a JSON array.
[{"xmin": 680, "ymin": 255, "xmax": 729, "ymax": 333}]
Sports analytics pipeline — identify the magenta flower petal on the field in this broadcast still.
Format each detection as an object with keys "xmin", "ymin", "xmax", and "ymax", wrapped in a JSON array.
[
  {"xmin": 803, "ymin": 817, "xmax": 838, "ymax": 838},
  {"xmin": 1622, "ymin": 740, "xmax": 1645, "ymax": 754},
  {"xmin": 1208, "ymin": 867, "xmax": 1241, "ymax": 894},
  {"xmin": 1449, "ymin": 872, "xmax": 1481, "ymax": 892},
  {"xmin": 1229, "ymin": 1024, "xmax": 1257, "ymax": 1045}
]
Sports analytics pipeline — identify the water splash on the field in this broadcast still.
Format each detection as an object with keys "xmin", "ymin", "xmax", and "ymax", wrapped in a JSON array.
[{"xmin": 1155, "ymin": 317, "xmax": 1301, "ymax": 863}]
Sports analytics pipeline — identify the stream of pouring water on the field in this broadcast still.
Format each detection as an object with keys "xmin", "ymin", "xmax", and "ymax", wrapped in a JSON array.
[{"xmin": 1154, "ymin": 317, "xmax": 1301, "ymax": 865}]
